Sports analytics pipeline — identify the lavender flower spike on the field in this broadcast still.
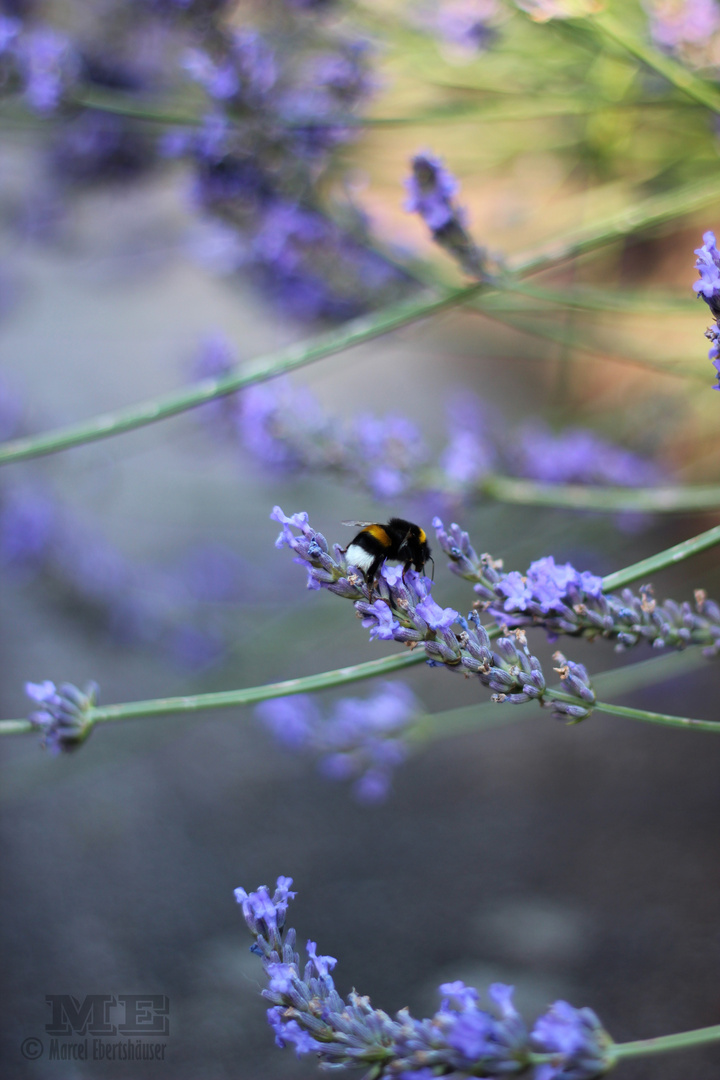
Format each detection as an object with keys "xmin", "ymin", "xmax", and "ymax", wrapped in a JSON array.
[
  {"xmin": 694, "ymin": 231, "xmax": 720, "ymax": 388},
  {"xmin": 404, "ymin": 153, "xmax": 488, "ymax": 278},
  {"xmin": 25, "ymin": 680, "xmax": 98, "ymax": 753},
  {"xmin": 433, "ymin": 517, "xmax": 720, "ymax": 656},
  {"xmin": 274, "ymin": 508, "xmax": 595, "ymax": 716},
  {"xmin": 693, "ymin": 230, "xmax": 720, "ymax": 315},
  {"xmin": 531, "ymin": 1000, "xmax": 615, "ymax": 1079},
  {"xmin": 236, "ymin": 879, "xmax": 616, "ymax": 1076}
]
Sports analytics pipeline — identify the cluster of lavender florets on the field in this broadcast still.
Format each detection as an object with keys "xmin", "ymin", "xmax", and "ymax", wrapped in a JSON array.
[
  {"xmin": 25, "ymin": 679, "xmax": 98, "ymax": 754},
  {"xmin": 645, "ymin": 0, "xmax": 720, "ymax": 68},
  {"xmin": 694, "ymin": 230, "xmax": 720, "ymax": 388},
  {"xmin": 404, "ymin": 152, "xmax": 488, "ymax": 278},
  {"xmin": 160, "ymin": 8, "xmax": 407, "ymax": 321},
  {"xmin": 272, "ymin": 506, "xmax": 596, "ymax": 720},
  {"xmin": 255, "ymin": 682, "xmax": 418, "ymax": 802},
  {"xmin": 235, "ymin": 877, "xmax": 616, "ymax": 1079},
  {"xmin": 0, "ymin": 15, "xmax": 79, "ymax": 114},
  {"xmin": 0, "ymin": 1, "xmax": 406, "ymax": 323},
  {"xmin": 434, "ymin": 517, "xmax": 720, "ymax": 656},
  {"xmin": 191, "ymin": 336, "xmax": 661, "ymax": 501}
]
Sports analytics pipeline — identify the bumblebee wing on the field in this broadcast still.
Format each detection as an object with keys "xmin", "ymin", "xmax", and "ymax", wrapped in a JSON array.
[
  {"xmin": 341, "ymin": 520, "xmax": 376, "ymax": 528},
  {"xmin": 396, "ymin": 528, "xmax": 413, "ymax": 554}
]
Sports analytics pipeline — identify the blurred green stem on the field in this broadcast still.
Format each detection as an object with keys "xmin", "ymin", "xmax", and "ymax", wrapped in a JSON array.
[
  {"xmin": 589, "ymin": 12, "xmax": 720, "ymax": 115},
  {"xmin": 1, "ymin": 173, "xmax": 719, "ymax": 466},
  {"xmin": 0, "ymin": 285, "xmax": 482, "ymax": 465},
  {"xmin": 479, "ymin": 475, "xmax": 720, "ymax": 513}
]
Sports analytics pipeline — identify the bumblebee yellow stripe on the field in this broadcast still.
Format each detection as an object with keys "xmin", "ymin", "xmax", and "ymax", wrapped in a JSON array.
[{"xmin": 366, "ymin": 524, "xmax": 390, "ymax": 546}]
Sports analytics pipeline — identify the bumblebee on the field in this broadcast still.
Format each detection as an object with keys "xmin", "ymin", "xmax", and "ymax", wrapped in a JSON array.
[{"xmin": 342, "ymin": 518, "xmax": 433, "ymax": 586}]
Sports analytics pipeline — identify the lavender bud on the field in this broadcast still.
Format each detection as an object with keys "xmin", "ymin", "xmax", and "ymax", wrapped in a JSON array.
[{"xmin": 25, "ymin": 679, "xmax": 98, "ymax": 753}]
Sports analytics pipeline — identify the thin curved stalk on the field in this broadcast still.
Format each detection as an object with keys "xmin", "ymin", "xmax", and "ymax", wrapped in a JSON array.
[
  {"xmin": 0, "ymin": 650, "xmax": 426, "ymax": 736},
  {"xmin": 589, "ymin": 12, "xmax": 720, "ymax": 115},
  {"xmin": 602, "ymin": 524, "xmax": 720, "ymax": 591},
  {"xmin": 480, "ymin": 475, "xmax": 720, "ymax": 514},
  {"xmin": 1, "ymin": 174, "xmax": 718, "ymax": 466}
]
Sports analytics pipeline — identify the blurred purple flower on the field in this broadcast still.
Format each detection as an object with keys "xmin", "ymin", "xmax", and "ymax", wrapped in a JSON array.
[
  {"xmin": 405, "ymin": 151, "xmax": 462, "ymax": 233},
  {"xmin": 432, "ymin": 0, "xmax": 500, "ymax": 52},
  {"xmin": 176, "ymin": 542, "xmax": 244, "ymax": 602},
  {"xmin": 352, "ymin": 412, "xmax": 427, "ymax": 498},
  {"xmin": 646, "ymin": 0, "xmax": 720, "ymax": 51},
  {"xmin": 183, "ymin": 30, "xmax": 275, "ymax": 104},
  {"xmin": 16, "ymin": 26, "xmax": 80, "ymax": 113},
  {"xmin": 256, "ymin": 695, "xmax": 320, "ymax": 749},
  {"xmin": 514, "ymin": 423, "xmax": 661, "ymax": 486},
  {"xmin": 0, "ymin": 486, "xmax": 56, "ymax": 570},
  {"xmin": 256, "ymin": 682, "xmax": 417, "ymax": 801}
]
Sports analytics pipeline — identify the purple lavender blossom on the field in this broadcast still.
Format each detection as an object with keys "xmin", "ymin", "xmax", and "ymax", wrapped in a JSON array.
[
  {"xmin": 694, "ymin": 230, "xmax": 720, "ymax": 316},
  {"xmin": 494, "ymin": 557, "xmax": 602, "ymax": 619},
  {"xmin": 432, "ymin": 0, "xmax": 500, "ymax": 52},
  {"xmin": 351, "ymin": 412, "xmax": 427, "ymax": 499},
  {"xmin": 434, "ymin": 516, "xmax": 720, "ymax": 656},
  {"xmin": 532, "ymin": 1000, "xmax": 614, "ymax": 1079},
  {"xmin": 0, "ymin": 486, "xmax": 56, "ymax": 571},
  {"xmin": 0, "ymin": 16, "xmax": 20, "ymax": 56},
  {"xmin": 257, "ymin": 682, "xmax": 417, "ymax": 801},
  {"xmin": 360, "ymin": 598, "xmax": 403, "ymax": 641},
  {"xmin": 694, "ymin": 231, "xmax": 720, "ymax": 385},
  {"xmin": 646, "ymin": 0, "xmax": 720, "ymax": 53},
  {"xmin": 312, "ymin": 42, "xmax": 374, "ymax": 105},
  {"xmin": 405, "ymin": 152, "xmax": 463, "ymax": 233},
  {"xmin": 514, "ymin": 424, "xmax": 661, "ymax": 487},
  {"xmin": 257, "ymin": 695, "xmax": 320, "ymax": 750},
  {"xmin": 272, "ymin": 508, "xmax": 595, "ymax": 714},
  {"xmin": 25, "ymin": 679, "xmax": 98, "ymax": 753},
  {"xmin": 441, "ymin": 392, "xmax": 497, "ymax": 489},
  {"xmin": 183, "ymin": 30, "xmax": 275, "ymax": 104},
  {"xmin": 405, "ymin": 152, "xmax": 487, "ymax": 276},
  {"xmin": 16, "ymin": 26, "xmax": 80, "ymax": 113},
  {"xmin": 237, "ymin": 879, "xmax": 615, "ymax": 1075}
]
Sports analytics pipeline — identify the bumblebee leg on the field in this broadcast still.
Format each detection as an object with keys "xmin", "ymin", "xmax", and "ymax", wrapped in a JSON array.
[{"xmin": 365, "ymin": 555, "xmax": 384, "ymax": 598}]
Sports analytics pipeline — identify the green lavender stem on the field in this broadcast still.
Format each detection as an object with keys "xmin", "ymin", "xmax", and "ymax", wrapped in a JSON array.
[
  {"xmin": 480, "ymin": 475, "xmax": 720, "ymax": 513},
  {"xmin": 601, "ymin": 524, "xmax": 720, "ymax": 591},
  {"xmin": 613, "ymin": 1023, "xmax": 720, "ymax": 1060},
  {"xmin": 0, "ymin": 651, "xmax": 426, "ymax": 735},
  {"xmin": 1, "ymin": 173, "xmax": 718, "ymax": 466},
  {"xmin": 0, "ymin": 285, "xmax": 481, "ymax": 465},
  {"xmin": 593, "ymin": 701, "xmax": 720, "ymax": 733},
  {"xmin": 589, "ymin": 11, "xmax": 720, "ymax": 115},
  {"xmin": 0, "ymin": 641, "xmax": 710, "ymax": 739}
]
